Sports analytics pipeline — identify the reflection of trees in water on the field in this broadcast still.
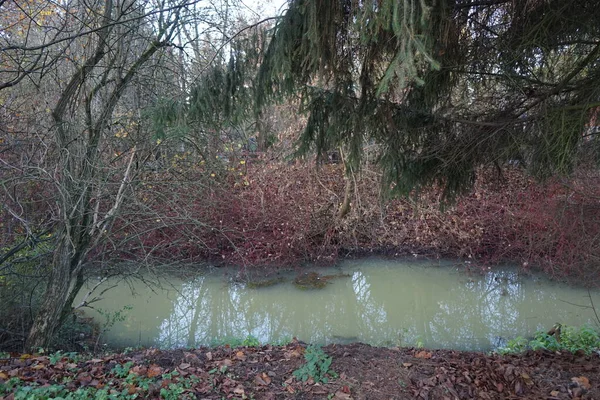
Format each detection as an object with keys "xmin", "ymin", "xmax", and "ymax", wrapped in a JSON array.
[
  {"xmin": 429, "ymin": 271, "xmax": 564, "ymax": 350},
  {"xmin": 150, "ymin": 267, "xmax": 599, "ymax": 350},
  {"xmin": 156, "ymin": 278, "xmax": 295, "ymax": 347},
  {"xmin": 430, "ymin": 271, "xmax": 522, "ymax": 349},
  {"xmin": 156, "ymin": 276, "xmax": 206, "ymax": 348},
  {"xmin": 350, "ymin": 271, "xmax": 392, "ymax": 344}
]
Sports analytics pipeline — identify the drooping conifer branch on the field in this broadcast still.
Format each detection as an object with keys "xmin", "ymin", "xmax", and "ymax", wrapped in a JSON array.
[{"xmin": 248, "ymin": 0, "xmax": 600, "ymax": 198}]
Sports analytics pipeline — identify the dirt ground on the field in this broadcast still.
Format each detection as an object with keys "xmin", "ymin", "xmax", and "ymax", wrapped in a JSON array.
[{"xmin": 1, "ymin": 341, "xmax": 598, "ymax": 399}]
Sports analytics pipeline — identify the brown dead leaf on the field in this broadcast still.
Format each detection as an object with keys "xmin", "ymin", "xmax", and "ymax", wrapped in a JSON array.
[
  {"xmin": 233, "ymin": 385, "xmax": 245, "ymax": 395},
  {"xmin": 0, "ymin": 371, "xmax": 8, "ymax": 380},
  {"xmin": 514, "ymin": 380, "xmax": 523, "ymax": 395},
  {"xmin": 284, "ymin": 349, "xmax": 302, "ymax": 360},
  {"xmin": 183, "ymin": 351, "xmax": 200, "ymax": 364},
  {"xmin": 132, "ymin": 365, "xmax": 147, "ymax": 375},
  {"xmin": 521, "ymin": 372, "xmax": 533, "ymax": 386},
  {"xmin": 144, "ymin": 349, "xmax": 159, "ymax": 356},
  {"xmin": 147, "ymin": 364, "xmax": 162, "ymax": 378},
  {"xmin": 255, "ymin": 374, "xmax": 268, "ymax": 386},
  {"xmin": 235, "ymin": 351, "xmax": 247, "ymax": 361},
  {"xmin": 205, "ymin": 351, "xmax": 212, "ymax": 360},
  {"xmin": 77, "ymin": 374, "xmax": 92, "ymax": 386},
  {"xmin": 415, "ymin": 351, "xmax": 432, "ymax": 359},
  {"xmin": 334, "ymin": 389, "xmax": 353, "ymax": 399},
  {"xmin": 178, "ymin": 363, "xmax": 190, "ymax": 370},
  {"xmin": 572, "ymin": 376, "xmax": 591, "ymax": 390},
  {"xmin": 402, "ymin": 362, "xmax": 413, "ymax": 368},
  {"xmin": 89, "ymin": 359, "xmax": 104, "ymax": 364},
  {"xmin": 218, "ymin": 358, "xmax": 233, "ymax": 367},
  {"xmin": 550, "ymin": 390, "xmax": 560, "ymax": 397},
  {"xmin": 569, "ymin": 386, "xmax": 583, "ymax": 398},
  {"xmin": 127, "ymin": 384, "xmax": 137, "ymax": 395},
  {"xmin": 261, "ymin": 372, "xmax": 272, "ymax": 384},
  {"xmin": 32, "ymin": 364, "xmax": 45, "ymax": 370}
]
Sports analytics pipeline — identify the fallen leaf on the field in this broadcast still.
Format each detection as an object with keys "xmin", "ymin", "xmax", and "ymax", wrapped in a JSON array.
[
  {"xmin": 132, "ymin": 365, "xmax": 147, "ymax": 375},
  {"xmin": 254, "ymin": 372, "xmax": 272, "ymax": 386},
  {"xmin": 255, "ymin": 374, "xmax": 268, "ymax": 386},
  {"xmin": 550, "ymin": 390, "xmax": 560, "ymax": 397},
  {"xmin": 218, "ymin": 358, "xmax": 233, "ymax": 367},
  {"xmin": 0, "ymin": 371, "xmax": 8, "ymax": 379},
  {"xmin": 402, "ymin": 363, "xmax": 413, "ymax": 368},
  {"xmin": 127, "ymin": 384, "xmax": 137, "ymax": 395},
  {"xmin": 147, "ymin": 364, "xmax": 162, "ymax": 378},
  {"xmin": 415, "ymin": 351, "xmax": 432, "ymax": 359},
  {"xmin": 235, "ymin": 351, "xmax": 247, "ymax": 361},
  {"xmin": 572, "ymin": 376, "xmax": 591, "ymax": 390},
  {"xmin": 284, "ymin": 349, "xmax": 301, "ymax": 359},
  {"xmin": 521, "ymin": 372, "xmax": 533, "ymax": 386},
  {"xmin": 144, "ymin": 349, "xmax": 159, "ymax": 356},
  {"xmin": 206, "ymin": 352, "xmax": 212, "ymax": 360},
  {"xmin": 514, "ymin": 380, "xmax": 523, "ymax": 395},
  {"xmin": 32, "ymin": 364, "xmax": 45, "ymax": 370},
  {"xmin": 313, "ymin": 386, "xmax": 328, "ymax": 395},
  {"xmin": 233, "ymin": 385, "xmax": 245, "ymax": 395},
  {"xmin": 334, "ymin": 389, "xmax": 353, "ymax": 399},
  {"xmin": 178, "ymin": 363, "xmax": 190, "ymax": 370},
  {"xmin": 569, "ymin": 386, "xmax": 583, "ymax": 398}
]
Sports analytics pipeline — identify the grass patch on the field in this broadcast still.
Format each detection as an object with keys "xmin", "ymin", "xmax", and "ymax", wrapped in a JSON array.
[{"xmin": 497, "ymin": 324, "xmax": 600, "ymax": 355}]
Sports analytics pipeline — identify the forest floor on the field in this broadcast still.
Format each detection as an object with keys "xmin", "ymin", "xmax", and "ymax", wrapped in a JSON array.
[{"xmin": 1, "ymin": 340, "xmax": 598, "ymax": 399}]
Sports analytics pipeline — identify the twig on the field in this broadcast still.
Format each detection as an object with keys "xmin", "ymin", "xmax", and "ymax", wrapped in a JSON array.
[{"xmin": 588, "ymin": 289, "xmax": 600, "ymax": 326}]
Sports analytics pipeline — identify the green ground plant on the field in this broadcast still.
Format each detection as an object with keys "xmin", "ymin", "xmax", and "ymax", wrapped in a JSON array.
[
  {"xmin": 293, "ymin": 345, "xmax": 337, "ymax": 383},
  {"xmin": 209, "ymin": 334, "xmax": 261, "ymax": 348},
  {"xmin": 48, "ymin": 350, "xmax": 82, "ymax": 365},
  {"xmin": 497, "ymin": 325, "xmax": 600, "ymax": 355},
  {"xmin": 0, "ymin": 362, "xmax": 205, "ymax": 400}
]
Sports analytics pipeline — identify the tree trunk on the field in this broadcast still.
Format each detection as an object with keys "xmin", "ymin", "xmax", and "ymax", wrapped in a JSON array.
[
  {"xmin": 25, "ymin": 233, "xmax": 84, "ymax": 350},
  {"xmin": 337, "ymin": 148, "xmax": 354, "ymax": 220}
]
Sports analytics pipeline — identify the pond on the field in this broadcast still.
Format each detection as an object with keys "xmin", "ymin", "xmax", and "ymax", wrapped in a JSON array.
[{"xmin": 78, "ymin": 258, "xmax": 600, "ymax": 351}]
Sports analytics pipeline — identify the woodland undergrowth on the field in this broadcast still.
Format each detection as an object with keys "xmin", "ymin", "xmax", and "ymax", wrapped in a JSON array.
[{"xmin": 121, "ymin": 161, "xmax": 600, "ymax": 284}]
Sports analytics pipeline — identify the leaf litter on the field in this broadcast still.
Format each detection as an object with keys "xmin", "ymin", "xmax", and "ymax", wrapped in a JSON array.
[{"xmin": 0, "ymin": 340, "xmax": 599, "ymax": 399}]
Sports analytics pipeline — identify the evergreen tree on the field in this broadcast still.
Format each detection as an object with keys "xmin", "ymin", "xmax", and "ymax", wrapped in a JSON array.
[{"xmin": 253, "ymin": 0, "xmax": 600, "ymax": 198}]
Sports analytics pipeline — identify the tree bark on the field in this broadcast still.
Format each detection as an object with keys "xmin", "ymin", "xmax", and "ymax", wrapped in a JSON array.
[
  {"xmin": 24, "ymin": 0, "xmax": 172, "ymax": 351},
  {"xmin": 337, "ymin": 148, "xmax": 354, "ymax": 220},
  {"xmin": 25, "ymin": 232, "xmax": 84, "ymax": 350}
]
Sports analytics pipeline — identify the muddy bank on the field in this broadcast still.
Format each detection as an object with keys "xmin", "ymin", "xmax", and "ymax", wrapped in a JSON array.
[{"xmin": 1, "ymin": 341, "xmax": 598, "ymax": 399}]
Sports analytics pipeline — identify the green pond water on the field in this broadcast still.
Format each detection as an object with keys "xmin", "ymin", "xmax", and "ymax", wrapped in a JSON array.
[{"xmin": 78, "ymin": 258, "xmax": 600, "ymax": 351}]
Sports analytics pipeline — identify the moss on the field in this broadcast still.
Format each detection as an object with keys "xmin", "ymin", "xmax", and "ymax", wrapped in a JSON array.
[
  {"xmin": 293, "ymin": 272, "xmax": 351, "ymax": 290},
  {"xmin": 246, "ymin": 276, "xmax": 286, "ymax": 289}
]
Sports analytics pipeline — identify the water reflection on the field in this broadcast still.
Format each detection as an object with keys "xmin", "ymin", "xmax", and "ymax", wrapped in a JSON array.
[{"xmin": 80, "ymin": 259, "xmax": 600, "ymax": 351}]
